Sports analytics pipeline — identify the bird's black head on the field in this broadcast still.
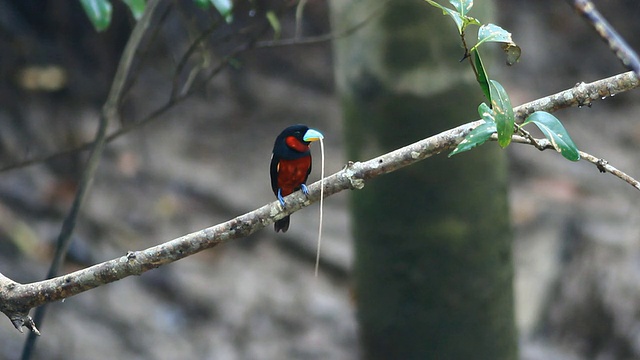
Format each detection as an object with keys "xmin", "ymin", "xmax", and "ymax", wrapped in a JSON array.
[
  {"xmin": 272, "ymin": 124, "xmax": 323, "ymax": 158},
  {"xmin": 277, "ymin": 124, "xmax": 310, "ymax": 145}
]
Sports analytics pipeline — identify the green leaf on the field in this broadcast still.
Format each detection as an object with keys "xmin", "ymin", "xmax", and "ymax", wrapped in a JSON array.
[
  {"xmin": 80, "ymin": 0, "xmax": 113, "ymax": 32},
  {"xmin": 449, "ymin": 103, "xmax": 497, "ymax": 157},
  {"xmin": 477, "ymin": 102, "xmax": 495, "ymax": 123},
  {"xmin": 463, "ymin": 16, "xmax": 481, "ymax": 28},
  {"xmin": 522, "ymin": 111, "xmax": 580, "ymax": 161},
  {"xmin": 448, "ymin": 0, "xmax": 473, "ymax": 18},
  {"xmin": 122, "ymin": 0, "xmax": 145, "ymax": 20},
  {"xmin": 211, "ymin": 0, "xmax": 233, "ymax": 23},
  {"xmin": 193, "ymin": 0, "xmax": 209, "ymax": 9},
  {"xmin": 266, "ymin": 10, "xmax": 281, "ymax": 39},
  {"xmin": 450, "ymin": 122, "xmax": 496, "ymax": 157},
  {"xmin": 471, "ymin": 49, "xmax": 490, "ymax": 101},
  {"xmin": 424, "ymin": 0, "xmax": 464, "ymax": 34},
  {"xmin": 477, "ymin": 24, "xmax": 513, "ymax": 45},
  {"xmin": 489, "ymin": 80, "xmax": 514, "ymax": 148},
  {"xmin": 424, "ymin": 0, "xmax": 479, "ymax": 33},
  {"xmin": 449, "ymin": 122, "xmax": 497, "ymax": 156},
  {"xmin": 473, "ymin": 23, "xmax": 522, "ymax": 65}
]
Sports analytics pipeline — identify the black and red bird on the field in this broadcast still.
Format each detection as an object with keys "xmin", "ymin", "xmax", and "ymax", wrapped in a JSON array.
[{"xmin": 270, "ymin": 124, "xmax": 323, "ymax": 232}]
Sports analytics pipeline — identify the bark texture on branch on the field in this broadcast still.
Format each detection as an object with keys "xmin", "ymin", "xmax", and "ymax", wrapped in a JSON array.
[{"xmin": 1, "ymin": 70, "xmax": 638, "ymax": 334}]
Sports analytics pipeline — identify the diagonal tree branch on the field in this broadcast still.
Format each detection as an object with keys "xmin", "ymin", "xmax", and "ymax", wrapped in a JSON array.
[
  {"xmin": 0, "ymin": 118, "xmax": 471, "ymax": 333},
  {"xmin": 2, "ymin": 70, "xmax": 640, "ymax": 335}
]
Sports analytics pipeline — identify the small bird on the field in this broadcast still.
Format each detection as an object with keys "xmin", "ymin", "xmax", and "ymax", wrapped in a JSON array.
[{"xmin": 270, "ymin": 124, "xmax": 323, "ymax": 232}]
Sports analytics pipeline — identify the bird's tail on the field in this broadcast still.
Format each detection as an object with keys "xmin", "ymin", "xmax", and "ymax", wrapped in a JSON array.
[{"xmin": 274, "ymin": 216, "xmax": 290, "ymax": 233}]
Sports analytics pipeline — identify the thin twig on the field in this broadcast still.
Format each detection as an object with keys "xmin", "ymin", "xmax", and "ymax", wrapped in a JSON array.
[
  {"xmin": 509, "ymin": 135, "xmax": 640, "ymax": 191},
  {"xmin": 295, "ymin": 0, "xmax": 308, "ymax": 39},
  {"xmin": 569, "ymin": 0, "xmax": 640, "ymax": 78},
  {"xmin": 578, "ymin": 151, "xmax": 640, "ymax": 190},
  {"xmin": 514, "ymin": 124, "xmax": 543, "ymax": 150},
  {"xmin": 171, "ymin": 5, "xmax": 223, "ymax": 100},
  {"xmin": 19, "ymin": 1, "xmax": 164, "ymax": 358},
  {"xmin": 120, "ymin": 3, "xmax": 174, "ymax": 109},
  {"xmin": 255, "ymin": 0, "xmax": 389, "ymax": 48}
]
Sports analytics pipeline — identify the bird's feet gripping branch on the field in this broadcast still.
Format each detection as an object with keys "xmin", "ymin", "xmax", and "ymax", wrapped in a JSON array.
[
  {"xmin": 270, "ymin": 124, "xmax": 323, "ymax": 233},
  {"xmin": 276, "ymin": 183, "xmax": 310, "ymax": 207}
]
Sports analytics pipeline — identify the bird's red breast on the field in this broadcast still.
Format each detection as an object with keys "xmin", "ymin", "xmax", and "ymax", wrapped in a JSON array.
[{"xmin": 275, "ymin": 156, "xmax": 312, "ymax": 196}]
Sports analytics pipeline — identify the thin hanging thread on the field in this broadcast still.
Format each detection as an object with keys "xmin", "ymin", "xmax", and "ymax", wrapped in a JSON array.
[{"xmin": 314, "ymin": 138, "xmax": 325, "ymax": 277}]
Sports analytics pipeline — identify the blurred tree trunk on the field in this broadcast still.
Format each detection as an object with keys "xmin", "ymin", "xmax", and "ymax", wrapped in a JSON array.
[{"xmin": 330, "ymin": 0, "xmax": 517, "ymax": 358}]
